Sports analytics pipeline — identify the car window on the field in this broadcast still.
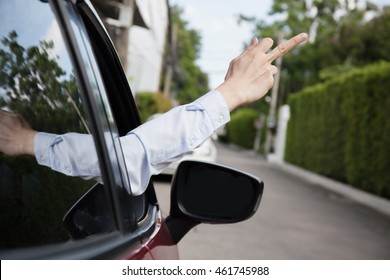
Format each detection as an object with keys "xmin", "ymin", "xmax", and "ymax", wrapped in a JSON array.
[
  {"xmin": 76, "ymin": 2, "xmax": 149, "ymax": 224},
  {"xmin": 0, "ymin": 0, "xmax": 115, "ymax": 251}
]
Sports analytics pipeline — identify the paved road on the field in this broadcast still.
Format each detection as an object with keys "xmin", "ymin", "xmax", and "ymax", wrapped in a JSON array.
[{"xmin": 153, "ymin": 142, "xmax": 390, "ymax": 259}]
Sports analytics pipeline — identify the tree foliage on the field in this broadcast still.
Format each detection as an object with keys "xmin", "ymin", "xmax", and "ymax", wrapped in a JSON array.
[
  {"xmin": 0, "ymin": 31, "xmax": 88, "ymax": 133},
  {"xmin": 240, "ymin": 1, "xmax": 390, "ymax": 101},
  {"xmin": 136, "ymin": 91, "xmax": 172, "ymax": 123},
  {"xmin": 167, "ymin": 5, "xmax": 209, "ymax": 104},
  {"xmin": 225, "ymin": 108, "xmax": 260, "ymax": 149}
]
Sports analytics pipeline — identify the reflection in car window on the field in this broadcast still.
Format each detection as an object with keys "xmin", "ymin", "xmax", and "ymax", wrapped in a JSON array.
[{"xmin": 0, "ymin": 0, "xmax": 113, "ymax": 250}]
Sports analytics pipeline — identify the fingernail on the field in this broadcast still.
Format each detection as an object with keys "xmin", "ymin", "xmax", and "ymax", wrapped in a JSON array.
[{"xmin": 300, "ymin": 33, "xmax": 308, "ymax": 40}]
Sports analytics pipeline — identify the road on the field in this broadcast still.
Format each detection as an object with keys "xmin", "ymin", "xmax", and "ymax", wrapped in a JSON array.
[{"xmin": 153, "ymin": 142, "xmax": 390, "ymax": 259}]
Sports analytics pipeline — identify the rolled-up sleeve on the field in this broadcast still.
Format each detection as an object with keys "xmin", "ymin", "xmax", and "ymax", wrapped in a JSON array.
[
  {"xmin": 35, "ymin": 132, "xmax": 102, "ymax": 181},
  {"xmin": 121, "ymin": 90, "xmax": 230, "ymax": 194},
  {"xmin": 33, "ymin": 90, "xmax": 230, "ymax": 195}
]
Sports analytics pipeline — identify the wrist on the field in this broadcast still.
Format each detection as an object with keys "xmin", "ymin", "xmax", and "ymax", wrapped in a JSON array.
[
  {"xmin": 216, "ymin": 81, "xmax": 245, "ymax": 112},
  {"xmin": 20, "ymin": 130, "xmax": 38, "ymax": 155}
]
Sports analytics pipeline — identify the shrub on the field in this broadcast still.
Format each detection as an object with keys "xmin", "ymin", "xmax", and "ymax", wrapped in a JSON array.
[
  {"xmin": 286, "ymin": 61, "xmax": 390, "ymax": 198},
  {"xmin": 135, "ymin": 92, "xmax": 172, "ymax": 123},
  {"xmin": 226, "ymin": 108, "xmax": 259, "ymax": 149}
]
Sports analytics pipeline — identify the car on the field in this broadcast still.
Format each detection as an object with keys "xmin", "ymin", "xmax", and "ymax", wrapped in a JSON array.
[
  {"xmin": 147, "ymin": 114, "xmax": 218, "ymax": 176},
  {"xmin": 0, "ymin": 0, "xmax": 263, "ymax": 259}
]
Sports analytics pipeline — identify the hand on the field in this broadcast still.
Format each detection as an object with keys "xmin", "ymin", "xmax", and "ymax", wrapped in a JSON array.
[
  {"xmin": 0, "ymin": 109, "xmax": 37, "ymax": 156},
  {"xmin": 216, "ymin": 33, "xmax": 308, "ymax": 111}
]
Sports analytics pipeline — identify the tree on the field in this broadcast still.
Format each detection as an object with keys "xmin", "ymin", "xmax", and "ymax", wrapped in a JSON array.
[
  {"xmin": 353, "ymin": 6, "xmax": 390, "ymax": 64},
  {"xmin": 240, "ymin": 0, "xmax": 390, "ymax": 102},
  {"xmin": 164, "ymin": 5, "xmax": 209, "ymax": 104},
  {"xmin": 0, "ymin": 31, "xmax": 88, "ymax": 133}
]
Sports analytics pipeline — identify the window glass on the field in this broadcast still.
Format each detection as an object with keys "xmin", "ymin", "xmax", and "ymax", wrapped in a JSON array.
[{"xmin": 0, "ymin": 0, "xmax": 114, "ymax": 250}]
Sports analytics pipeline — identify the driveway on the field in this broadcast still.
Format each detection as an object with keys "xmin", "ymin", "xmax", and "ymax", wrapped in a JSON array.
[{"xmin": 153, "ymin": 142, "xmax": 390, "ymax": 259}]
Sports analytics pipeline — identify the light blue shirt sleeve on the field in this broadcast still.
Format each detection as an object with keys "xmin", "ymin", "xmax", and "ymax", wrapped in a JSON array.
[
  {"xmin": 35, "ymin": 132, "xmax": 102, "ymax": 182},
  {"xmin": 34, "ymin": 90, "xmax": 230, "ymax": 195}
]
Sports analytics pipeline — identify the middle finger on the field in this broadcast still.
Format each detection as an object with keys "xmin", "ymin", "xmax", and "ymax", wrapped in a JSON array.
[{"xmin": 267, "ymin": 33, "xmax": 308, "ymax": 62}]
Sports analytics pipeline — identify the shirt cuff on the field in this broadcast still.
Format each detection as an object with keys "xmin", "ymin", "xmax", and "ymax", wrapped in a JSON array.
[
  {"xmin": 192, "ymin": 90, "xmax": 230, "ymax": 129},
  {"xmin": 34, "ymin": 132, "xmax": 58, "ymax": 167}
]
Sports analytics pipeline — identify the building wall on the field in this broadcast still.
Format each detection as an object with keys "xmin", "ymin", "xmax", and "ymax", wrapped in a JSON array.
[{"xmin": 126, "ymin": 0, "xmax": 169, "ymax": 94}]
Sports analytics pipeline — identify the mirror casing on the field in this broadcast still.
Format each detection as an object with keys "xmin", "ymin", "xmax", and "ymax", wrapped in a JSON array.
[
  {"xmin": 63, "ymin": 183, "xmax": 113, "ymax": 239},
  {"xmin": 170, "ymin": 160, "xmax": 264, "ymax": 224}
]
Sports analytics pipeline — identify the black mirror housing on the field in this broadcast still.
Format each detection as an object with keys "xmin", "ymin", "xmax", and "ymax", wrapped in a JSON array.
[
  {"xmin": 63, "ymin": 183, "xmax": 113, "ymax": 240},
  {"xmin": 166, "ymin": 160, "xmax": 263, "ymax": 242}
]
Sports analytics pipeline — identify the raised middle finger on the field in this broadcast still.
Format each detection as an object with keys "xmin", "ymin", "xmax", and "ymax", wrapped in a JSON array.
[{"xmin": 267, "ymin": 33, "xmax": 308, "ymax": 62}]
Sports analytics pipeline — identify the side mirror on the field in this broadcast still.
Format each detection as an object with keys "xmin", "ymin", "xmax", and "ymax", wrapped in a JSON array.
[
  {"xmin": 63, "ymin": 183, "xmax": 113, "ymax": 240},
  {"xmin": 166, "ymin": 160, "xmax": 264, "ymax": 243}
]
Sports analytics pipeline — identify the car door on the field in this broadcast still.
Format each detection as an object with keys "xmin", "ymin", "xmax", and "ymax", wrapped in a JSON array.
[
  {"xmin": 72, "ymin": 0, "xmax": 179, "ymax": 259},
  {"xmin": 0, "ymin": 0, "xmax": 177, "ymax": 259}
]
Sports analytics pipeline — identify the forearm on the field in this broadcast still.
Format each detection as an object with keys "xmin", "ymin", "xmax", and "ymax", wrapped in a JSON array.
[
  {"xmin": 34, "ymin": 132, "xmax": 102, "ymax": 182},
  {"xmin": 119, "ymin": 90, "xmax": 229, "ymax": 194},
  {"xmin": 29, "ymin": 90, "xmax": 229, "ymax": 195},
  {"xmin": 127, "ymin": 90, "xmax": 229, "ymax": 166}
]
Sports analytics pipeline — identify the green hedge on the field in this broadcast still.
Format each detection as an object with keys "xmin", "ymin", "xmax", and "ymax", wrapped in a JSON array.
[
  {"xmin": 226, "ymin": 108, "xmax": 259, "ymax": 149},
  {"xmin": 286, "ymin": 61, "xmax": 390, "ymax": 198},
  {"xmin": 135, "ymin": 92, "xmax": 172, "ymax": 123}
]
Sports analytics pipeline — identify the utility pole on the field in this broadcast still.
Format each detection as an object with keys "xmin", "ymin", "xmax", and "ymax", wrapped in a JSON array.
[
  {"xmin": 163, "ymin": 24, "xmax": 178, "ymax": 98},
  {"xmin": 253, "ymin": 113, "xmax": 265, "ymax": 153},
  {"xmin": 264, "ymin": 31, "xmax": 284, "ymax": 157}
]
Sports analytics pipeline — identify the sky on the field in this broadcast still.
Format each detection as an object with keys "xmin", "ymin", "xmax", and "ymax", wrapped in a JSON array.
[
  {"xmin": 170, "ymin": 0, "xmax": 274, "ymax": 89},
  {"xmin": 170, "ymin": 0, "xmax": 389, "ymax": 89}
]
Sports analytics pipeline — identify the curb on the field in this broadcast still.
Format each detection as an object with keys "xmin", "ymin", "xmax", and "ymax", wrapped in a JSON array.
[{"xmin": 271, "ymin": 161, "xmax": 390, "ymax": 217}]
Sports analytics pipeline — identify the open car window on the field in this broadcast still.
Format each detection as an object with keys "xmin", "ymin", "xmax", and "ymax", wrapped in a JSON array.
[{"xmin": 75, "ymin": 1, "xmax": 149, "ymax": 223}]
